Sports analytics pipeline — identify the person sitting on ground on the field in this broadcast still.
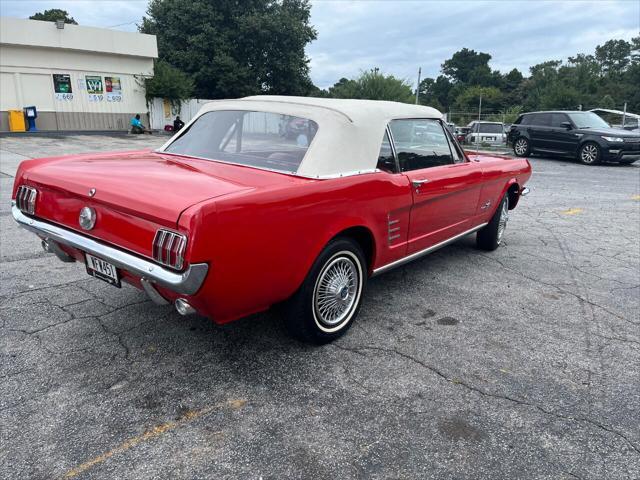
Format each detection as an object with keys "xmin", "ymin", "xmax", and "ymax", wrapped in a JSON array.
[
  {"xmin": 130, "ymin": 114, "xmax": 152, "ymax": 134},
  {"xmin": 173, "ymin": 115, "xmax": 185, "ymax": 132}
]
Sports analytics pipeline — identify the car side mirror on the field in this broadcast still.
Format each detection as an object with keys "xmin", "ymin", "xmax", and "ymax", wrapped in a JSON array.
[{"xmin": 561, "ymin": 122, "xmax": 572, "ymax": 130}]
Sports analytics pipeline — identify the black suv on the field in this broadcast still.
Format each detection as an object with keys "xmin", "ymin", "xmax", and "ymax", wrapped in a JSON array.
[{"xmin": 507, "ymin": 111, "xmax": 640, "ymax": 165}]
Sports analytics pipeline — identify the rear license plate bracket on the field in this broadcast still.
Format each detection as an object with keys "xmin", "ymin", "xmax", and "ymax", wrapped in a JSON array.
[{"xmin": 85, "ymin": 253, "xmax": 121, "ymax": 288}]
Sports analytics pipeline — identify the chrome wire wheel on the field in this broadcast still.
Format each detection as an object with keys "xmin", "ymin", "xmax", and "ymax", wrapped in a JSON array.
[
  {"xmin": 312, "ymin": 251, "xmax": 362, "ymax": 332},
  {"xmin": 514, "ymin": 138, "xmax": 528, "ymax": 155},
  {"xmin": 580, "ymin": 143, "xmax": 599, "ymax": 164},
  {"xmin": 496, "ymin": 197, "xmax": 509, "ymax": 244}
]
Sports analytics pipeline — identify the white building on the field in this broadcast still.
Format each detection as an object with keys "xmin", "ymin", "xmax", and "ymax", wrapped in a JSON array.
[{"xmin": 0, "ymin": 17, "xmax": 157, "ymax": 132}]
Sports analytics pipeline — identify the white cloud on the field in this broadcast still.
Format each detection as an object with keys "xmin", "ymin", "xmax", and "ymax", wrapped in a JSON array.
[
  {"xmin": 1, "ymin": 0, "xmax": 638, "ymax": 89},
  {"xmin": 307, "ymin": 0, "xmax": 640, "ymax": 87},
  {"xmin": 0, "ymin": 0, "xmax": 148, "ymax": 31}
]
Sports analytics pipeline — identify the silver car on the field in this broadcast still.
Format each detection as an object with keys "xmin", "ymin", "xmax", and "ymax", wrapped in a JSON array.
[{"xmin": 466, "ymin": 121, "xmax": 506, "ymax": 146}]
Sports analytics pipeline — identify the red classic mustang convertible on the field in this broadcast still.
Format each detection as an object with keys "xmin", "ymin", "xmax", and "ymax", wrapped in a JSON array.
[{"xmin": 12, "ymin": 97, "xmax": 531, "ymax": 343}]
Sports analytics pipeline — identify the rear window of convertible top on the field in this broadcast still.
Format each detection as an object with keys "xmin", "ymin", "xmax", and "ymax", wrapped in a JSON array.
[{"xmin": 164, "ymin": 110, "xmax": 319, "ymax": 174}]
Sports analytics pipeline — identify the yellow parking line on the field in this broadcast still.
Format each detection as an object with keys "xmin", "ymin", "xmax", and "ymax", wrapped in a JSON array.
[
  {"xmin": 560, "ymin": 208, "xmax": 583, "ymax": 215},
  {"xmin": 62, "ymin": 398, "xmax": 247, "ymax": 479}
]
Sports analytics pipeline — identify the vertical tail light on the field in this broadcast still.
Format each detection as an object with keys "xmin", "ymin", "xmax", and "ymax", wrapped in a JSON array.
[
  {"xmin": 16, "ymin": 185, "xmax": 38, "ymax": 214},
  {"xmin": 152, "ymin": 229, "xmax": 187, "ymax": 270}
]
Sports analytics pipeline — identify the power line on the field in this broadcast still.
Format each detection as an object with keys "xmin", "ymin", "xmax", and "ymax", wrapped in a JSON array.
[{"xmin": 106, "ymin": 20, "xmax": 138, "ymax": 28}]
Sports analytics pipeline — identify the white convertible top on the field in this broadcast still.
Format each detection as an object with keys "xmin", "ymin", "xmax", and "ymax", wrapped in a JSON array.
[{"xmin": 160, "ymin": 96, "xmax": 442, "ymax": 178}]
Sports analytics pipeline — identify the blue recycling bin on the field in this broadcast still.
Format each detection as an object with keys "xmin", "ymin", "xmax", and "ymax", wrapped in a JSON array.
[{"xmin": 24, "ymin": 106, "xmax": 38, "ymax": 131}]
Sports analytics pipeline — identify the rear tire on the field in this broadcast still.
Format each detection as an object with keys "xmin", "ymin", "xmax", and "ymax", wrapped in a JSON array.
[
  {"xmin": 284, "ymin": 238, "xmax": 366, "ymax": 344},
  {"xmin": 477, "ymin": 194, "xmax": 509, "ymax": 251},
  {"xmin": 578, "ymin": 142, "xmax": 601, "ymax": 165},
  {"xmin": 513, "ymin": 137, "xmax": 530, "ymax": 157}
]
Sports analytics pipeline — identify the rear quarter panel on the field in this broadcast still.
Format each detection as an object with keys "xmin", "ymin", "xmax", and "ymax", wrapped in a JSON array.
[
  {"xmin": 179, "ymin": 172, "xmax": 412, "ymax": 323},
  {"xmin": 470, "ymin": 154, "xmax": 532, "ymax": 220}
]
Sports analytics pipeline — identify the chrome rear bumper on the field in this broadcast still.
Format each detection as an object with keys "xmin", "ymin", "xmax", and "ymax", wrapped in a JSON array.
[{"xmin": 12, "ymin": 205, "xmax": 208, "ymax": 295}]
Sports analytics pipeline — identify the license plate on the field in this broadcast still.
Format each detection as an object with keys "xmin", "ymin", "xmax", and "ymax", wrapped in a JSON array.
[
  {"xmin": 85, "ymin": 253, "xmax": 121, "ymax": 287},
  {"xmin": 483, "ymin": 136, "xmax": 495, "ymax": 141}
]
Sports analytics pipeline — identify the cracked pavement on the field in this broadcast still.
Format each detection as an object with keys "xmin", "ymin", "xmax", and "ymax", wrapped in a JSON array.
[{"xmin": 1, "ymin": 135, "xmax": 639, "ymax": 479}]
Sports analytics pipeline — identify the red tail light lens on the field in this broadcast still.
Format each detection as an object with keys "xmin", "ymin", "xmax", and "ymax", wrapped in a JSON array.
[
  {"xmin": 16, "ymin": 185, "xmax": 37, "ymax": 214},
  {"xmin": 152, "ymin": 229, "xmax": 187, "ymax": 270}
]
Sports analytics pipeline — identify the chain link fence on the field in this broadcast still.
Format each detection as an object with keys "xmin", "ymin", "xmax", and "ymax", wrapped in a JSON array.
[{"xmin": 445, "ymin": 111, "xmax": 514, "ymax": 128}]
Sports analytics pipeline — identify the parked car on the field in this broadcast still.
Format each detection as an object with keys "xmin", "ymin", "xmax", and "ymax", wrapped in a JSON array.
[
  {"xmin": 455, "ymin": 126, "xmax": 471, "ymax": 143},
  {"xmin": 12, "ymin": 97, "xmax": 531, "ymax": 344},
  {"xmin": 466, "ymin": 121, "xmax": 507, "ymax": 146},
  {"xmin": 280, "ymin": 116, "xmax": 316, "ymax": 141},
  {"xmin": 508, "ymin": 111, "xmax": 640, "ymax": 165},
  {"xmin": 589, "ymin": 108, "xmax": 640, "ymax": 133}
]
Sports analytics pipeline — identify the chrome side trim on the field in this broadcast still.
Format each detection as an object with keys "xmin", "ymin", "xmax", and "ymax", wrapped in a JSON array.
[
  {"xmin": 12, "ymin": 205, "xmax": 208, "ymax": 295},
  {"xmin": 372, "ymin": 223, "xmax": 488, "ymax": 276},
  {"xmin": 158, "ymin": 151, "xmax": 381, "ymax": 180}
]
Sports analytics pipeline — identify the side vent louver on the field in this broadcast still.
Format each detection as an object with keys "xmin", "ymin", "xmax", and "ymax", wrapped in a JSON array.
[
  {"xmin": 16, "ymin": 185, "xmax": 37, "ymax": 215},
  {"xmin": 388, "ymin": 217, "xmax": 400, "ymax": 244},
  {"xmin": 152, "ymin": 229, "xmax": 187, "ymax": 270}
]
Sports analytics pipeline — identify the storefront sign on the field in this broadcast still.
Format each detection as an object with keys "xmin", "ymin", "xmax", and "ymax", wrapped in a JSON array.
[
  {"xmin": 86, "ymin": 75, "xmax": 104, "ymax": 102},
  {"xmin": 105, "ymin": 76, "xmax": 122, "ymax": 102},
  {"xmin": 52, "ymin": 74, "xmax": 73, "ymax": 101}
]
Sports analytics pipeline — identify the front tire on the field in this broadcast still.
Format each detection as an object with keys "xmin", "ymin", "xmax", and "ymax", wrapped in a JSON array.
[
  {"xmin": 477, "ymin": 194, "xmax": 509, "ymax": 251},
  {"xmin": 513, "ymin": 137, "xmax": 530, "ymax": 157},
  {"xmin": 284, "ymin": 238, "xmax": 366, "ymax": 344},
  {"xmin": 578, "ymin": 142, "xmax": 601, "ymax": 165}
]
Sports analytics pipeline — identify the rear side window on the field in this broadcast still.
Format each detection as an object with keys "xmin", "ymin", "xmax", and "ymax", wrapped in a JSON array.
[
  {"xmin": 389, "ymin": 119, "xmax": 454, "ymax": 171},
  {"xmin": 165, "ymin": 110, "xmax": 318, "ymax": 174},
  {"xmin": 530, "ymin": 113, "xmax": 551, "ymax": 126},
  {"xmin": 478, "ymin": 123, "xmax": 503, "ymax": 134},
  {"xmin": 519, "ymin": 115, "xmax": 532, "ymax": 126}
]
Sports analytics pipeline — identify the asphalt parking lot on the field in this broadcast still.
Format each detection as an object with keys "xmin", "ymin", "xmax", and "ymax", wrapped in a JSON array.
[{"xmin": 1, "ymin": 135, "xmax": 639, "ymax": 479}]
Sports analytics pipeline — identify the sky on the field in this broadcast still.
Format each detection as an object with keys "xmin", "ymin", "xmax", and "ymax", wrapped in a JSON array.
[{"xmin": 1, "ymin": 0, "xmax": 638, "ymax": 89}]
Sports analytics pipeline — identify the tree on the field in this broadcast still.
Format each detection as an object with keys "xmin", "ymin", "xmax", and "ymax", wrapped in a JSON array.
[
  {"xmin": 140, "ymin": 0, "xmax": 317, "ymax": 99},
  {"xmin": 144, "ymin": 60, "xmax": 195, "ymax": 106},
  {"xmin": 442, "ymin": 48, "xmax": 492, "ymax": 84},
  {"xmin": 327, "ymin": 69, "xmax": 414, "ymax": 103},
  {"xmin": 631, "ymin": 36, "xmax": 640, "ymax": 62},
  {"xmin": 503, "ymin": 69, "xmax": 524, "ymax": 91},
  {"xmin": 598, "ymin": 95, "xmax": 616, "ymax": 109},
  {"xmin": 595, "ymin": 39, "xmax": 632, "ymax": 77},
  {"xmin": 421, "ymin": 75, "xmax": 454, "ymax": 110},
  {"xmin": 453, "ymin": 86, "xmax": 504, "ymax": 112},
  {"xmin": 564, "ymin": 54, "xmax": 601, "ymax": 94},
  {"xmin": 416, "ymin": 77, "xmax": 443, "ymax": 110},
  {"xmin": 327, "ymin": 77, "xmax": 358, "ymax": 97},
  {"xmin": 29, "ymin": 9, "xmax": 77, "ymax": 24}
]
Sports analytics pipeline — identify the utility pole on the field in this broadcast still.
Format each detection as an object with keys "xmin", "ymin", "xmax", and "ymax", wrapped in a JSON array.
[
  {"xmin": 476, "ymin": 94, "xmax": 482, "ymax": 150},
  {"xmin": 623, "ymin": 102, "xmax": 627, "ymax": 128},
  {"xmin": 415, "ymin": 67, "xmax": 421, "ymax": 105}
]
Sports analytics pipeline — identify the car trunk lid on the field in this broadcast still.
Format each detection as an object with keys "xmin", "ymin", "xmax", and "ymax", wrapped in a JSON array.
[
  {"xmin": 22, "ymin": 150, "xmax": 308, "ymax": 261},
  {"xmin": 25, "ymin": 150, "xmax": 258, "ymax": 225}
]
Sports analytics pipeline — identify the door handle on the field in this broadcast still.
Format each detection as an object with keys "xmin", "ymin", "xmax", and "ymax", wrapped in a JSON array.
[{"xmin": 412, "ymin": 179, "xmax": 429, "ymax": 188}]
